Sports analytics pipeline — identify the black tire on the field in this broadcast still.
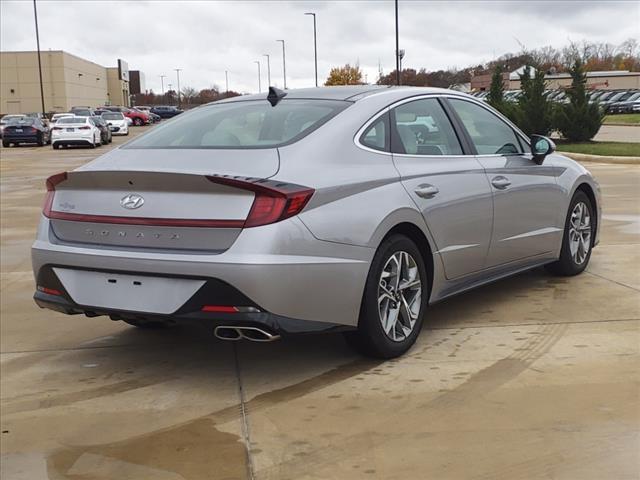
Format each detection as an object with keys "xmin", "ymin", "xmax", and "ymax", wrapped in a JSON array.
[
  {"xmin": 2, "ymin": 140, "xmax": 9, "ymax": 148},
  {"xmin": 89, "ymin": 142, "xmax": 96, "ymax": 149},
  {"xmin": 123, "ymin": 319, "xmax": 171, "ymax": 329},
  {"xmin": 53, "ymin": 143, "xmax": 60, "ymax": 150},
  {"xmin": 134, "ymin": 117, "xmax": 143, "ymax": 126},
  {"xmin": 545, "ymin": 190, "xmax": 595, "ymax": 276},
  {"xmin": 37, "ymin": 134, "xmax": 44, "ymax": 147},
  {"xmin": 344, "ymin": 234, "xmax": 429, "ymax": 359}
]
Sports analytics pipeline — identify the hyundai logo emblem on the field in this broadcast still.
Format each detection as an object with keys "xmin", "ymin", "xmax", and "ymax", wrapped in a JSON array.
[{"xmin": 120, "ymin": 193, "xmax": 145, "ymax": 210}]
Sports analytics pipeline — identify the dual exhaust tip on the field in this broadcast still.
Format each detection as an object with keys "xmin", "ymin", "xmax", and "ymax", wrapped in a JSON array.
[{"xmin": 214, "ymin": 326, "xmax": 280, "ymax": 342}]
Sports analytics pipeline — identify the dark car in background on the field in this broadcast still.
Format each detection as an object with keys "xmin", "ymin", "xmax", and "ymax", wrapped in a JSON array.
[
  {"xmin": 150, "ymin": 105, "xmax": 183, "ymax": 118},
  {"xmin": 607, "ymin": 91, "xmax": 640, "ymax": 114},
  {"xmin": 2, "ymin": 117, "xmax": 51, "ymax": 147},
  {"xmin": 70, "ymin": 107, "xmax": 96, "ymax": 117},
  {"xmin": 91, "ymin": 116, "xmax": 113, "ymax": 144}
]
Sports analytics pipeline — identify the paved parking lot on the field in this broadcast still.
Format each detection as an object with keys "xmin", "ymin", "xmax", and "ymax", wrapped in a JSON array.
[{"xmin": 1, "ymin": 131, "xmax": 639, "ymax": 480}]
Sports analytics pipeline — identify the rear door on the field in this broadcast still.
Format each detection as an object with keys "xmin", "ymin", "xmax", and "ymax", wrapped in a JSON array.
[
  {"xmin": 390, "ymin": 97, "xmax": 493, "ymax": 279},
  {"xmin": 446, "ymin": 97, "xmax": 564, "ymax": 268}
]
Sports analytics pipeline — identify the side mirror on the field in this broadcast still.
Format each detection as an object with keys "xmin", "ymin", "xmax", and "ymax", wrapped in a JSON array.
[{"xmin": 530, "ymin": 135, "xmax": 555, "ymax": 164}]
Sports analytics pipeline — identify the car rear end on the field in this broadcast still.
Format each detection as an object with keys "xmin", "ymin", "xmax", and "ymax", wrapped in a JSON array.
[
  {"xmin": 2, "ymin": 119, "xmax": 40, "ymax": 145},
  {"xmin": 102, "ymin": 113, "xmax": 128, "ymax": 135},
  {"xmin": 32, "ymin": 97, "xmax": 368, "ymax": 337},
  {"xmin": 52, "ymin": 117, "xmax": 94, "ymax": 147}
]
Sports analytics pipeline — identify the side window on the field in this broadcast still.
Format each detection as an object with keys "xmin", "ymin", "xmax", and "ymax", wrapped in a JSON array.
[
  {"xmin": 359, "ymin": 112, "xmax": 389, "ymax": 152},
  {"xmin": 391, "ymin": 98, "xmax": 463, "ymax": 155},
  {"xmin": 449, "ymin": 99, "xmax": 523, "ymax": 155}
]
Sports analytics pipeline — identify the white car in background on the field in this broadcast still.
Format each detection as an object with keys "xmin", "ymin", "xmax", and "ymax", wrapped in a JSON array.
[
  {"xmin": 51, "ymin": 116, "xmax": 102, "ymax": 149},
  {"xmin": 101, "ymin": 112, "xmax": 129, "ymax": 136},
  {"xmin": 51, "ymin": 113, "xmax": 74, "ymax": 123}
]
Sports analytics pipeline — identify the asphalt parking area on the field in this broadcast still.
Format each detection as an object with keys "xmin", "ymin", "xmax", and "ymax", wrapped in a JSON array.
[{"xmin": 1, "ymin": 134, "xmax": 638, "ymax": 480}]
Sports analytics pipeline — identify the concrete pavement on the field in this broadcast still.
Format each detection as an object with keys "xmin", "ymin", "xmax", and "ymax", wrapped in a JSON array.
[{"xmin": 1, "ymin": 134, "xmax": 638, "ymax": 480}]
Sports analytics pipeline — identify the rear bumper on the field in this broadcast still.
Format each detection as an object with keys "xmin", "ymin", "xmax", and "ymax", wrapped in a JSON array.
[
  {"xmin": 32, "ymin": 216, "xmax": 374, "ymax": 328},
  {"xmin": 4, "ymin": 135, "xmax": 39, "ymax": 143},
  {"xmin": 34, "ymin": 265, "xmax": 349, "ymax": 335}
]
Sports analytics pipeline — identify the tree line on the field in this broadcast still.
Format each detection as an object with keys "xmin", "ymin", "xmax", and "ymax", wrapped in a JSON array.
[{"xmin": 133, "ymin": 87, "xmax": 241, "ymax": 108}]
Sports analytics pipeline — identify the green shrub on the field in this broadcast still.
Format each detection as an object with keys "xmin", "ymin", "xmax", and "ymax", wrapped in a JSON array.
[
  {"xmin": 513, "ymin": 66, "xmax": 554, "ymax": 136},
  {"xmin": 555, "ymin": 60, "xmax": 604, "ymax": 142}
]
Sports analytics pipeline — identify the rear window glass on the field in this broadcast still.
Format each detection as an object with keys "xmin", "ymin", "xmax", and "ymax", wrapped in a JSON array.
[
  {"xmin": 102, "ymin": 113, "xmax": 124, "ymax": 120},
  {"xmin": 57, "ymin": 117, "xmax": 86, "ymax": 124},
  {"xmin": 125, "ymin": 99, "xmax": 349, "ymax": 149},
  {"xmin": 9, "ymin": 118, "xmax": 35, "ymax": 125}
]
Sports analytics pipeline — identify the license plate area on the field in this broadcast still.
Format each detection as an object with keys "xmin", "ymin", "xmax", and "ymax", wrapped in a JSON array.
[
  {"xmin": 66, "ymin": 128, "xmax": 75, "ymax": 132},
  {"xmin": 53, "ymin": 268, "xmax": 205, "ymax": 314}
]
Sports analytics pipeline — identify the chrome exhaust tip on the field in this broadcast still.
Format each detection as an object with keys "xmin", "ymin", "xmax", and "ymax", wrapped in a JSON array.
[{"xmin": 214, "ymin": 326, "xmax": 280, "ymax": 342}]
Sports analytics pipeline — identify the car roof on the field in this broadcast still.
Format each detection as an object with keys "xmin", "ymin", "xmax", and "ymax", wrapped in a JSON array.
[{"xmin": 212, "ymin": 85, "xmax": 466, "ymax": 105}]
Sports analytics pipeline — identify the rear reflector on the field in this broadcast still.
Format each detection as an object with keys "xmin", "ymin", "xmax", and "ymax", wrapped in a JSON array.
[
  {"xmin": 202, "ymin": 305, "xmax": 239, "ymax": 313},
  {"xmin": 37, "ymin": 286, "xmax": 62, "ymax": 296},
  {"xmin": 207, "ymin": 175, "xmax": 314, "ymax": 228}
]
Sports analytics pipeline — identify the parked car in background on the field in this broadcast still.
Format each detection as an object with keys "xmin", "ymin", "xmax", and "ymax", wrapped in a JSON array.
[
  {"xmin": 150, "ymin": 105, "xmax": 183, "ymax": 118},
  {"xmin": 101, "ymin": 112, "xmax": 129, "ymax": 135},
  {"xmin": 91, "ymin": 116, "xmax": 113, "ymax": 144},
  {"xmin": 606, "ymin": 90, "xmax": 640, "ymax": 114},
  {"xmin": 26, "ymin": 112, "xmax": 50, "ymax": 126},
  {"xmin": 0, "ymin": 114, "xmax": 27, "ymax": 138},
  {"xmin": 32, "ymin": 86, "xmax": 601, "ymax": 358},
  {"xmin": 2, "ymin": 117, "xmax": 51, "ymax": 147},
  {"xmin": 149, "ymin": 112, "xmax": 161, "ymax": 123},
  {"xmin": 103, "ymin": 106, "xmax": 149, "ymax": 126},
  {"xmin": 51, "ymin": 113, "xmax": 74, "ymax": 123},
  {"xmin": 70, "ymin": 107, "xmax": 96, "ymax": 117},
  {"xmin": 51, "ymin": 116, "xmax": 101, "ymax": 149}
]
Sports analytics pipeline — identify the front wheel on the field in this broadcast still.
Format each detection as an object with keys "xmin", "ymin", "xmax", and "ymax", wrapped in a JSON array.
[
  {"xmin": 545, "ymin": 190, "xmax": 595, "ymax": 276},
  {"xmin": 344, "ymin": 234, "xmax": 428, "ymax": 359},
  {"xmin": 134, "ymin": 117, "xmax": 143, "ymax": 126}
]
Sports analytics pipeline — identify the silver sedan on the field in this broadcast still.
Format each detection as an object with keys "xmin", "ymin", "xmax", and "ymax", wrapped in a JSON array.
[{"xmin": 32, "ymin": 86, "xmax": 601, "ymax": 358}]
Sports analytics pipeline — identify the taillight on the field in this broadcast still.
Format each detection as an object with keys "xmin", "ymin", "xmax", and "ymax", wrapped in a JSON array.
[
  {"xmin": 206, "ymin": 176, "xmax": 314, "ymax": 228},
  {"xmin": 43, "ymin": 172, "xmax": 68, "ymax": 216},
  {"xmin": 52, "ymin": 127, "xmax": 62, "ymax": 131},
  {"xmin": 78, "ymin": 126, "xmax": 91, "ymax": 130}
]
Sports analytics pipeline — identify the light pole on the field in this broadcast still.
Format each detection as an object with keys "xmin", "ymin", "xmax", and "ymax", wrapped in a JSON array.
[
  {"xmin": 33, "ymin": 0, "xmax": 45, "ymax": 116},
  {"xmin": 174, "ymin": 68, "xmax": 182, "ymax": 108},
  {"xmin": 168, "ymin": 84, "xmax": 172, "ymax": 105},
  {"xmin": 254, "ymin": 60, "xmax": 261, "ymax": 93},
  {"xmin": 263, "ymin": 54, "xmax": 271, "ymax": 87},
  {"xmin": 225, "ymin": 70, "xmax": 229, "ymax": 95},
  {"xmin": 395, "ymin": 0, "xmax": 400, "ymax": 86},
  {"xmin": 304, "ymin": 12, "xmax": 318, "ymax": 87},
  {"xmin": 277, "ymin": 39, "xmax": 287, "ymax": 89},
  {"xmin": 159, "ymin": 74, "xmax": 166, "ymax": 96}
]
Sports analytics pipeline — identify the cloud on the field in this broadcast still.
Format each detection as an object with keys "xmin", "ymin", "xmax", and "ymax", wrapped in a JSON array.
[{"xmin": 1, "ymin": 0, "xmax": 637, "ymax": 93}]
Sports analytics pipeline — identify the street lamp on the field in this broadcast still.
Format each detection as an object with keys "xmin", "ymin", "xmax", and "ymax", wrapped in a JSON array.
[
  {"xmin": 33, "ymin": 0, "xmax": 45, "ymax": 116},
  {"xmin": 277, "ymin": 39, "xmax": 287, "ymax": 89},
  {"xmin": 395, "ymin": 0, "xmax": 401, "ymax": 86},
  {"xmin": 159, "ymin": 74, "xmax": 166, "ymax": 95},
  {"xmin": 225, "ymin": 70, "xmax": 229, "ymax": 95},
  {"xmin": 304, "ymin": 12, "xmax": 318, "ymax": 87},
  {"xmin": 263, "ymin": 54, "xmax": 271, "ymax": 87},
  {"xmin": 174, "ymin": 68, "xmax": 182, "ymax": 108},
  {"xmin": 254, "ymin": 60, "xmax": 261, "ymax": 93},
  {"xmin": 168, "ymin": 83, "xmax": 172, "ymax": 105}
]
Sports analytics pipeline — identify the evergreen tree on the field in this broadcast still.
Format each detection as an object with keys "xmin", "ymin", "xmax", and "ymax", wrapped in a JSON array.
[
  {"xmin": 486, "ymin": 65, "xmax": 505, "ymax": 111},
  {"xmin": 514, "ymin": 66, "xmax": 554, "ymax": 136},
  {"xmin": 555, "ymin": 59, "xmax": 604, "ymax": 142}
]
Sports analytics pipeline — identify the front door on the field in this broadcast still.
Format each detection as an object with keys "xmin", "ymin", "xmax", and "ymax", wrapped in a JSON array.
[
  {"xmin": 447, "ymin": 98, "xmax": 564, "ymax": 268},
  {"xmin": 390, "ymin": 97, "xmax": 494, "ymax": 279}
]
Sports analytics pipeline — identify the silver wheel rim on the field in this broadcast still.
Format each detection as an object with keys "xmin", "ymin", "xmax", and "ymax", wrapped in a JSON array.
[
  {"xmin": 569, "ymin": 201, "xmax": 591, "ymax": 265},
  {"xmin": 378, "ymin": 251, "xmax": 422, "ymax": 342}
]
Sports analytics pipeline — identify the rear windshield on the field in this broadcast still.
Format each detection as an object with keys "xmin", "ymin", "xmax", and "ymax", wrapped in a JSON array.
[
  {"xmin": 8, "ymin": 118, "xmax": 35, "ymax": 125},
  {"xmin": 102, "ymin": 113, "xmax": 124, "ymax": 120},
  {"xmin": 125, "ymin": 99, "xmax": 349, "ymax": 149},
  {"xmin": 57, "ymin": 117, "xmax": 86, "ymax": 124}
]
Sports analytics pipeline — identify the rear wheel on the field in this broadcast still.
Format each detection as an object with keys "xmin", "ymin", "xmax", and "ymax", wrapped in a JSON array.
[
  {"xmin": 134, "ymin": 117, "xmax": 143, "ymax": 126},
  {"xmin": 344, "ymin": 234, "xmax": 428, "ymax": 359},
  {"xmin": 37, "ymin": 134, "xmax": 44, "ymax": 147},
  {"xmin": 545, "ymin": 190, "xmax": 594, "ymax": 276},
  {"xmin": 2, "ymin": 140, "xmax": 9, "ymax": 148},
  {"xmin": 53, "ymin": 143, "xmax": 60, "ymax": 150}
]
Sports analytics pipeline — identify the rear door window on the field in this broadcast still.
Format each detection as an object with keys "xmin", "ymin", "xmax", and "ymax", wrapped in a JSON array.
[{"xmin": 391, "ymin": 98, "xmax": 463, "ymax": 155}]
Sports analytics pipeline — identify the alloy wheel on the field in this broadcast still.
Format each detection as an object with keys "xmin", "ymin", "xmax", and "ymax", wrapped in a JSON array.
[
  {"xmin": 378, "ymin": 251, "xmax": 422, "ymax": 342},
  {"xmin": 569, "ymin": 201, "xmax": 591, "ymax": 265}
]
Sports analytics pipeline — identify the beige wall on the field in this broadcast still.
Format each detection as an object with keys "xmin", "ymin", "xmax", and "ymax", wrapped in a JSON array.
[
  {"xmin": 1, "ymin": 51, "xmax": 109, "ymax": 113},
  {"xmin": 106, "ymin": 68, "xmax": 130, "ymax": 107},
  {"xmin": 509, "ymin": 73, "xmax": 640, "ymax": 91}
]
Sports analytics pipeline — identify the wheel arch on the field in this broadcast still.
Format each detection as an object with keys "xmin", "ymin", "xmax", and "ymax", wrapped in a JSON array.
[{"xmin": 574, "ymin": 182, "xmax": 599, "ymax": 244}]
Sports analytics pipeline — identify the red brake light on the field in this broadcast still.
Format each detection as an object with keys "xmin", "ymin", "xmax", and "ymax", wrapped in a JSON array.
[
  {"xmin": 78, "ymin": 126, "xmax": 91, "ymax": 130},
  {"xmin": 206, "ymin": 176, "xmax": 314, "ymax": 228},
  {"xmin": 43, "ymin": 172, "xmax": 68, "ymax": 216},
  {"xmin": 201, "ymin": 305, "xmax": 238, "ymax": 313}
]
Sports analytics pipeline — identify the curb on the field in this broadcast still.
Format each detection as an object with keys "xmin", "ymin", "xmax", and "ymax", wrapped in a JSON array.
[{"xmin": 559, "ymin": 151, "xmax": 640, "ymax": 165}]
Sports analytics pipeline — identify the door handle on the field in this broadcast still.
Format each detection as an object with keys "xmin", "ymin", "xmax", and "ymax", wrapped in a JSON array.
[
  {"xmin": 491, "ymin": 176, "xmax": 511, "ymax": 189},
  {"xmin": 414, "ymin": 184, "xmax": 439, "ymax": 198}
]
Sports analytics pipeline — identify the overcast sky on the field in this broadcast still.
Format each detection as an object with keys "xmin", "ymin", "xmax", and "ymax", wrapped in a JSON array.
[{"xmin": 1, "ymin": 1, "xmax": 638, "ymax": 93}]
